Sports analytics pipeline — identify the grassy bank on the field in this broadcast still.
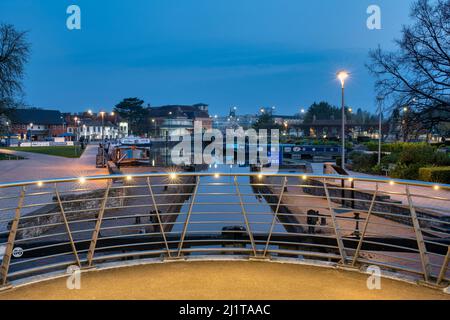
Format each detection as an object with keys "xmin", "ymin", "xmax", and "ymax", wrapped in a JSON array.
[
  {"xmin": 7, "ymin": 146, "xmax": 84, "ymax": 158},
  {"xmin": 0, "ymin": 153, "xmax": 25, "ymax": 160}
]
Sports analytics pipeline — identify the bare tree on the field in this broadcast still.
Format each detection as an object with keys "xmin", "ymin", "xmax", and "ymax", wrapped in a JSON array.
[
  {"xmin": 368, "ymin": 0, "xmax": 450, "ymax": 134},
  {"xmin": 0, "ymin": 23, "xmax": 30, "ymax": 116}
]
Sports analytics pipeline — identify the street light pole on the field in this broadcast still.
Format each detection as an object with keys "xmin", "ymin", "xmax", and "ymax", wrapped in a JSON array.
[
  {"xmin": 402, "ymin": 106, "xmax": 409, "ymax": 142},
  {"xmin": 5, "ymin": 121, "xmax": 10, "ymax": 147},
  {"xmin": 100, "ymin": 111, "xmax": 105, "ymax": 141},
  {"xmin": 29, "ymin": 123, "xmax": 33, "ymax": 147},
  {"xmin": 377, "ymin": 96, "xmax": 384, "ymax": 166},
  {"xmin": 337, "ymin": 71, "xmax": 349, "ymax": 170}
]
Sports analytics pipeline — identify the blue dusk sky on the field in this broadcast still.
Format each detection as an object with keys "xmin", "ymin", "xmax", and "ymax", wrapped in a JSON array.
[{"xmin": 0, "ymin": 0, "xmax": 414, "ymax": 115}]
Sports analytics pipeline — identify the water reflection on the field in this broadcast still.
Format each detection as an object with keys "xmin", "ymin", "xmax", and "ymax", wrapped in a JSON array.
[{"xmin": 172, "ymin": 164, "xmax": 286, "ymax": 234}]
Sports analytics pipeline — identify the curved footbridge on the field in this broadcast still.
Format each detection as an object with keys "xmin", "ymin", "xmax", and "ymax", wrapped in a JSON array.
[
  {"xmin": 0, "ymin": 173, "xmax": 449, "ymax": 299},
  {"xmin": 1, "ymin": 261, "xmax": 448, "ymax": 300}
]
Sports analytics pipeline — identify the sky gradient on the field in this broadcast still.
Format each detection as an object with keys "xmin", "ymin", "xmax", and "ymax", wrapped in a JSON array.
[{"xmin": 0, "ymin": 0, "xmax": 415, "ymax": 115}]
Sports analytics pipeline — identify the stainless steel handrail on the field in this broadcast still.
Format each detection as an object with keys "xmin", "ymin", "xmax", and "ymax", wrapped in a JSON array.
[{"xmin": 0, "ymin": 172, "xmax": 448, "ymax": 289}]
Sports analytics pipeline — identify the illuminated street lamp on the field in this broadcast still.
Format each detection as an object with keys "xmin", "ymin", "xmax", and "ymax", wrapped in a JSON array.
[
  {"xmin": 151, "ymin": 119, "xmax": 156, "ymax": 137},
  {"xmin": 402, "ymin": 106, "xmax": 409, "ymax": 142},
  {"xmin": 74, "ymin": 117, "xmax": 79, "ymax": 141},
  {"xmin": 29, "ymin": 122, "xmax": 33, "ymax": 144},
  {"xmin": 337, "ymin": 70, "xmax": 349, "ymax": 170},
  {"xmin": 99, "ymin": 111, "xmax": 105, "ymax": 141}
]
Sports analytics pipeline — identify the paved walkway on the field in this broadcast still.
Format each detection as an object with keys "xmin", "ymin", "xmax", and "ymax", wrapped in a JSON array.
[
  {"xmin": 310, "ymin": 163, "xmax": 450, "ymax": 216},
  {"xmin": 1, "ymin": 261, "xmax": 447, "ymax": 300},
  {"xmin": 0, "ymin": 144, "xmax": 108, "ymax": 184},
  {"xmin": 345, "ymin": 169, "xmax": 450, "ymax": 216}
]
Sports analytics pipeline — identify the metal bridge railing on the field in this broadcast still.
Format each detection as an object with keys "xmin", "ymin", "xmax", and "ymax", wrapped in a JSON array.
[{"xmin": 0, "ymin": 172, "xmax": 449, "ymax": 289}]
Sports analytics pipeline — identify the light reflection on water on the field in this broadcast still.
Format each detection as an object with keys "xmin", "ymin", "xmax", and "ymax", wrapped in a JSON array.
[{"xmin": 172, "ymin": 164, "xmax": 287, "ymax": 234}]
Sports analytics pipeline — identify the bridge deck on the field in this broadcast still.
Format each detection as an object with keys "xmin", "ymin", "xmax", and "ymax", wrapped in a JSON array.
[{"xmin": 1, "ymin": 261, "xmax": 448, "ymax": 300}]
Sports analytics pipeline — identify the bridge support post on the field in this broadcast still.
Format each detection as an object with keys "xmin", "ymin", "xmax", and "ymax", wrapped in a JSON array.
[
  {"xmin": 177, "ymin": 176, "xmax": 200, "ymax": 258},
  {"xmin": 351, "ymin": 184, "xmax": 378, "ymax": 267},
  {"xmin": 86, "ymin": 180, "xmax": 111, "ymax": 268},
  {"xmin": 147, "ymin": 177, "xmax": 172, "ymax": 259},
  {"xmin": 405, "ymin": 185, "xmax": 432, "ymax": 283},
  {"xmin": 323, "ymin": 178, "xmax": 348, "ymax": 264},
  {"xmin": 234, "ymin": 176, "xmax": 257, "ymax": 258},
  {"xmin": 0, "ymin": 187, "xmax": 26, "ymax": 286},
  {"xmin": 437, "ymin": 246, "xmax": 449, "ymax": 286},
  {"xmin": 263, "ymin": 176, "xmax": 288, "ymax": 257},
  {"xmin": 55, "ymin": 184, "xmax": 81, "ymax": 267}
]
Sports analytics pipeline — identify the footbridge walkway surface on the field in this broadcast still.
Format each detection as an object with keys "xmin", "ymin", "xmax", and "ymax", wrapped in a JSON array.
[{"xmin": 1, "ymin": 261, "xmax": 448, "ymax": 300}]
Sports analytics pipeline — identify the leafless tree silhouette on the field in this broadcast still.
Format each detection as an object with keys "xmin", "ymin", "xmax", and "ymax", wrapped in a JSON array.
[{"xmin": 368, "ymin": 0, "xmax": 450, "ymax": 133}]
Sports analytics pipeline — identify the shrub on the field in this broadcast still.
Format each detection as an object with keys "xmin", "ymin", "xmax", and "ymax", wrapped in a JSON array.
[
  {"xmin": 418, "ymin": 167, "xmax": 450, "ymax": 184},
  {"xmin": 390, "ymin": 163, "xmax": 423, "ymax": 180},
  {"xmin": 349, "ymin": 152, "xmax": 378, "ymax": 173},
  {"xmin": 433, "ymin": 152, "xmax": 450, "ymax": 166},
  {"xmin": 397, "ymin": 143, "xmax": 436, "ymax": 165}
]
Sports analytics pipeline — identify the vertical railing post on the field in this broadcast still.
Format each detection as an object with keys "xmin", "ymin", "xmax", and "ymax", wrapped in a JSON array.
[
  {"xmin": 0, "ymin": 186, "xmax": 26, "ymax": 286},
  {"xmin": 55, "ymin": 184, "xmax": 81, "ymax": 267},
  {"xmin": 437, "ymin": 246, "xmax": 449, "ymax": 286},
  {"xmin": 234, "ymin": 175, "xmax": 257, "ymax": 257},
  {"xmin": 86, "ymin": 180, "xmax": 111, "ymax": 267},
  {"xmin": 177, "ymin": 176, "xmax": 200, "ymax": 258},
  {"xmin": 263, "ymin": 176, "xmax": 287, "ymax": 257},
  {"xmin": 351, "ymin": 183, "xmax": 378, "ymax": 266},
  {"xmin": 405, "ymin": 185, "xmax": 432, "ymax": 283},
  {"xmin": 323, "ymin": 178, "xmax": 347, "ymax": 264},
  {"xmin": 147, "ymin": 177, "xmax": 172, "ymax": 258}
]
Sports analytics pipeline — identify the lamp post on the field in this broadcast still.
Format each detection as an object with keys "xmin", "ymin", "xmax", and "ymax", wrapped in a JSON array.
[
  {"xmin": 29, "ymin": 123, "xmax": 33, "ymax": 146},
  {"xmin": 100, "ymin": 111, "xmax": 105, "ymax": 141},
  {"xmin": 337, "ymin": 70, "xmax": 349, "ymax": 170},
  {"xmin": 402, "ymin": 106, "xmax": 408, "ymax": 142},
  {"xmin": 5, "ymin": 121, "xmax": 10, "ymax": 146},
  {"xmin": 377, "ymin": 96, "xmax": 384, "ymax": 165},
  {"xmin": 74, "ymin": 117, "xmax": 79, "ymax": 142},
  {"xmin": 151, "ymin": 119, "xmax": 156, "ymax": 137}
]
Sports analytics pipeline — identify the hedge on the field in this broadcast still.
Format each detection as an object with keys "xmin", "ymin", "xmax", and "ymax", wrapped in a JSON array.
[{"xmin": 418, "ymin": 167, "xmax": 450, "ymax": 184}]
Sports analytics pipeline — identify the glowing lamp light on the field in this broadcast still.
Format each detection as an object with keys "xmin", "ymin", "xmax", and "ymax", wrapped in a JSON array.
[{"xmin": 337, "ymin": 70, "xmax": 349, "ymax": 87}]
